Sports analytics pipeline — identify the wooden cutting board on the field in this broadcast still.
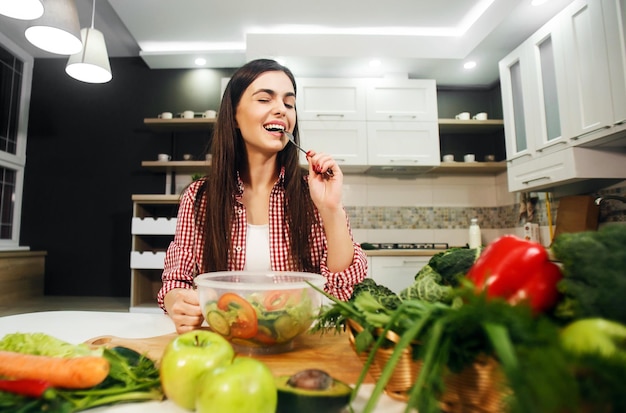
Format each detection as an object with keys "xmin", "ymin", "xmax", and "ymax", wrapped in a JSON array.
[{"xmin": 85, "ymin": 330, "xmax": 373, "ymax": 385}]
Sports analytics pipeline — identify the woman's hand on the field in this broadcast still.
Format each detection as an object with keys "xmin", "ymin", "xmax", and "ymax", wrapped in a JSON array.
[
  {"xmin": 306, "ymin": 150, "xmax": 344, "ymax": 211},
  {"xmin": 164, "ymin": 288, "xmax": 204, "ymax": 334}
]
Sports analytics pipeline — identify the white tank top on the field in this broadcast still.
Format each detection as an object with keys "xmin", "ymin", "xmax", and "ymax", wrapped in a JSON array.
[{"xmin": 244, "ymin": 223, "xmax": 271, "ymax": 271}]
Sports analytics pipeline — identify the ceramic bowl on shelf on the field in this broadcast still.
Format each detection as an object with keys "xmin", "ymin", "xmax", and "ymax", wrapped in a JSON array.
[{"xmin": 195, "ymin": 271, "xmax": 326, "ymax": 355}]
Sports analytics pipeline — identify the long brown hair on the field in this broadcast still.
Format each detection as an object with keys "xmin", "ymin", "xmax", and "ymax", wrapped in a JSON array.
[{"xmin": 198, "ymin": 59, "xmax": 316, "ymax": 272}]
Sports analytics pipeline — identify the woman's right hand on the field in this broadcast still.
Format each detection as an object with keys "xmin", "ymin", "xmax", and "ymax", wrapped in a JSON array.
[{"xmin": 164, "ymin": 288, "xmax": 204, "ymax": 334}]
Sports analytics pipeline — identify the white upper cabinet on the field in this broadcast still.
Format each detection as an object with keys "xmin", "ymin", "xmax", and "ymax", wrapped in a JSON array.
[
  {"xmin": 296, "ymin": 77, "xmax": 440, "ymax": 172},
  {"xmin": 297, "ymin": 120, "xmax": 369, "ymax": 172},
  {"xmin": 500, "ymin": 14, "xmax": 570, "ymax": 164},
  {"xmin": 601, "ymin": 0, "xmax": 626, "ymax": 140},
  {"xmin": 500, "ymin": 0, "xmax": 626, "ymax": 192},
  {"xmin": 559, "ymin": 0, "xmax": 615, "ymax": 144},
  {"xmin": 296, "ymin": 78, "xmax": 367, "ymax": 121},
  {"xmin": 367, "ymin": 121, "xmax": 440, "ymax": 168},
  {"xmin": 366, "ymin": 79, "xmax": 438, "ymax": 122}
]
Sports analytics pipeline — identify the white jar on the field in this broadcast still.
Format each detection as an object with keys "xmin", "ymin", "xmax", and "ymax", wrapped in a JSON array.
[{"xmin": 468, "ymin": 218, "xmax": 481, "ymax": 249}]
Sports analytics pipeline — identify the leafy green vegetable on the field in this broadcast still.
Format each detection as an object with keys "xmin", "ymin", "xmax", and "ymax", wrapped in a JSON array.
[
  {"xmin": 427, "ymin": 247, "xmax": 482, "ymax": 285},
  {"xmin": 349, "ymin": 278, "xmax": 401, "ymax": 310},
  {"xmin": 313, "ymin": 282, "xmax": 581, "ymax": 413},
  {"xmin": 399, "ymin": 265, "xmax": 453, "ymax": 302},
  {"xmin": 0, "ymin": 334, "xmax": 163, "ymax": 412},
  {"xmin": 0, "ymin": 332, "xmax": 98, "ymax": 358},
  {"xmin": 551, "ymin": 224, "xmax": 626, "ymax": 324},
  {"xmin": 398, "ymin": 247, "xmax": 481, "ymax": 303}
]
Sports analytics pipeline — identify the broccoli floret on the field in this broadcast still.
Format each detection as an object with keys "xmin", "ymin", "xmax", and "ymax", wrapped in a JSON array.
[
  {"xmin": 551, "ymin": 224, "xmax": 626, "ymax": 324},
  {"xmin": 349, "ymin": 278, "xmax": 402, "ymax": 310},
  {"xmin": 427, "ymin": 247, "xmax": 482, "ymax": 286}
]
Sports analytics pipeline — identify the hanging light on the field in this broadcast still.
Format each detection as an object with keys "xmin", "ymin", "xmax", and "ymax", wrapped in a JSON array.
[
  {"xmin": 25, "ymin": 0, "xmax": 82, "ymax": 55},
  {"xmin": 0, "ymin": 0, "xmax": 44, "ymax": 20},
  {"xmin": 65, "ymin": 0, "xmax": 112, "ymax": 83}
]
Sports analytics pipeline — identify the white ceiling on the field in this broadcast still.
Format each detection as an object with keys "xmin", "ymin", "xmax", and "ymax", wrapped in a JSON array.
[{"xmin": 0, "ymin": 0, "xmax": 575, "ymax": 87}]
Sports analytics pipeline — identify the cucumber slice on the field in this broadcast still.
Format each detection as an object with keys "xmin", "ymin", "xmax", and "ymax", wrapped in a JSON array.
[
  {"xmin": 274, "ymin": 314, "xmax": 300, "ymax": 341},
  {"xmin": 207, "ymin": 311, "xmax": 230, "ymax": 336}
]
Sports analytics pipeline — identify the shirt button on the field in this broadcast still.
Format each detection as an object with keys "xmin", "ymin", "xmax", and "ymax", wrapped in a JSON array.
[
  {"xmin": 235, "ymin": 246, "xmax": 242, "ymax": 252},
  {"xmin": 237, "ymin": 209, "xmax": 243, "ymax": 214}
]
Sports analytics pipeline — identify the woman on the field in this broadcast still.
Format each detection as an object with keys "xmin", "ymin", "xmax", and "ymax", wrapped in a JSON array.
[{"xmin": 158, "ymin": 59, "xmax": 367, "ymax": 333}]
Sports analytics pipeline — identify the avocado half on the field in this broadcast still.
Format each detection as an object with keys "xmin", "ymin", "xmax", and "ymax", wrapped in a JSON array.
[{"xmin": 275, "ymin": 369, "xmax": 352, "ymax": 413}]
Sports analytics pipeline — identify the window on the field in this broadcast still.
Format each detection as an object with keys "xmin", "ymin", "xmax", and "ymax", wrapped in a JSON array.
[{"xmin": 0, "ymin": 34, "xmax": 32, "ymax": 250}]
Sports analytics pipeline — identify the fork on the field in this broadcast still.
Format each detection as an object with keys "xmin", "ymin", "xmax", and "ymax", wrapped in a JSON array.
[{"xmin": 284, "ymin": 131, "xmax": 334, "ymax": 177}]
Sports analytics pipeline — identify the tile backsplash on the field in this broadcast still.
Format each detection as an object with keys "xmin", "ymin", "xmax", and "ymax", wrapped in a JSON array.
[{"xmin": 342, "ymin": 173, "xmax": 626, "ymax": 247}]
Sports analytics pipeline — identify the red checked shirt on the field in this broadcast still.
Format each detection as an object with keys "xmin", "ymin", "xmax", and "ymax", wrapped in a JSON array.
[{"xmin": 157, "ymin": 170, "xmax": 368, "ymax": 310}]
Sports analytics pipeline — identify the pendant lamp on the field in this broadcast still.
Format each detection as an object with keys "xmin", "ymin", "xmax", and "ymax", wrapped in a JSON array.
[
  {"xmin": 65, "ymin": 0, "xmax": 112, "ymax": 83},
  {"xmin": 25, "ymin": 0, "xmax": 82, "ymax": 55},
  {"xmin": 0, "ymin": 0, "xmax": 44, "ymax": 20}
]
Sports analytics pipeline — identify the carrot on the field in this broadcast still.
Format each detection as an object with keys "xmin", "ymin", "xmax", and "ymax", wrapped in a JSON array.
[{"xmin": 0, "ymin": 350, "xmax": 110, "ymax": 389}]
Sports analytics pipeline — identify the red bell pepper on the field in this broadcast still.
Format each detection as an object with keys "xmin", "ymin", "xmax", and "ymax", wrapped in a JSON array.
[
  {"xmin": 466, "ymin": 235, "xmax": 562, "ymax": 313},
  {"xmin": 0, "ymin": 378, "xmax": 53, "ymax": 398}
]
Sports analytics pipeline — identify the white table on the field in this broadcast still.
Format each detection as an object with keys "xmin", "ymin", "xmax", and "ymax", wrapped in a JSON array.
[{"xmin": 0, "ymin": 311, "xmax": 409, "ymax": 413}]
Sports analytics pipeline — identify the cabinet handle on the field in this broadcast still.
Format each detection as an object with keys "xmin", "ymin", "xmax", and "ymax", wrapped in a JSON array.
[
  {"xmin": 522, "ymin": 176, "xmax": 550, "ymax": 185},
  {"xmin": 389, "ymin": 159, "xmax": 419, "ymax": 163},
  {"xmin": 614, "ymin": 119, "xmax": 626, "ymax": 126},
  {"xmin": 402, "ymin": 260, "xmax": 426, "ymax": 265},
  {"xmin": 315, "ymin": 113, "xmax": 345, "ymax": 118},
  {"xmin": 506, "ymin": 153, "xmax": 532, "ymax": 163},
  {"xmin": 388, "ymin": 115, "xmax": 417, "ymax": 119},
  {"xmin": 536, "ymin": 141, "xmax": 567, "ymax": 152},
  {"xmin": 570, "ymin": 125, "xmax": 611, "ymax": 141}
]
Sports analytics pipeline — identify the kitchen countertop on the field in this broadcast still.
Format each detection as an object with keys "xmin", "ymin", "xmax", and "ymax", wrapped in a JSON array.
[
  {"xmin": 0, "ymin": 311, "xmax": 407, "ymax": 413},
  {"xmin": 364, "ymin": 249, "xmax": 442, "ymax": 257}
]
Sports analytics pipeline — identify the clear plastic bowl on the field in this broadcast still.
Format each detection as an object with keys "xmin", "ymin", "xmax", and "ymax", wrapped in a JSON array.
[{"xmin": 195, "ymin": 271, "xmax": 326, "ymax": 355}]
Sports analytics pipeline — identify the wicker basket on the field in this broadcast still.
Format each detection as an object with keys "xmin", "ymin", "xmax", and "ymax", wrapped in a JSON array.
[{"xmin": 346, "ymin": 319, "xmax": 506, "ymax": 413}]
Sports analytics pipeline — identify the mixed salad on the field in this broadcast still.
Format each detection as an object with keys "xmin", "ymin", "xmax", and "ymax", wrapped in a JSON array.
[{"xmin": 203, "ymin": 289, "xmax": 317, "ymax": 346}]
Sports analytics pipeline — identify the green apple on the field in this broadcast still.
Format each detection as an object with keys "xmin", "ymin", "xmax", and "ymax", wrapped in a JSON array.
[
  {"xmin": 196, "ymin": 357, "xmax": 277, "ymax": 413},
  {"xmin": 160, "ymin": 330, "xmax": 235, "ymax": 410}
]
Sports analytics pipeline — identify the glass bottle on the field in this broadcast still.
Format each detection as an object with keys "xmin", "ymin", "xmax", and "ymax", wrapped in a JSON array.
[{"xmin": 468, "ymin": 218, "xmax": 481, "ymax": 249}]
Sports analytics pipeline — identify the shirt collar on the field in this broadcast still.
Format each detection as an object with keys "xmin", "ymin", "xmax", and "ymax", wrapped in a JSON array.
[{"xmin": 235, "ymin": 166, "xmax": 286, "ymax": 196}]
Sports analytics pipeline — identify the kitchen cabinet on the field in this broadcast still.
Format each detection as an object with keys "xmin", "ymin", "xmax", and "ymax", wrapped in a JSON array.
[
  {"xmin": 366, "ymin": 121, "xmax": 440, "ymax": 170},
  {"xmin": 129, "ymin": 194, "xmax": 179, "ymax": 313},
  {"xmin": 559, "ymin": 0, "xmax": 616, "ymax": 146},
  {"xmin": 499, "ymin": 17, "xmax": 568, "ymax": 164},
  {"xmin": 499, "ymin": 0, "xmax": 626, "ymax": 192},
  {"xmin": 296, "ymin": 78, "xmax": 367, "ymax": 121},
  {"xmin": 368, "ymin": 255, "xmax": 429, "ymax": 294},
  {"xmin": 298, "ymin": 120, "xmax": 369, "ymax": 173},
  {"xmin": 366, "ymin": 79, "xmax": 437, "ymax": 121},
  {"xmin": 297, "ymin": 77, "xmax": 440, "ymax": 173},
  {"xmin": 507, "ymin": 146, "xmax": 626, "ymax": 193},
  {"xmin": 366, "ymin": 79, "xmax": 440, "ymax": 171},
  {"xmin": 602, "ymin": 0, "xmax": 626, "ymax": 140}
]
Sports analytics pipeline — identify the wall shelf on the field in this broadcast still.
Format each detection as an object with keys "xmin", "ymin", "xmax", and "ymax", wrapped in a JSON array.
[
  {"xmin": 433, "ymin": 161, "xmax": 506, "ymax": 174},
  {"xmin": 144, "ymin": 118, "xmax": 215, "ymax": 132},
  {"xmin": 438, "ymin": 119, "xmax": 504, "ymax": 134},
  {"xmin": 141, "ymin": 160, "xmax": 211, "ymax": 174}
]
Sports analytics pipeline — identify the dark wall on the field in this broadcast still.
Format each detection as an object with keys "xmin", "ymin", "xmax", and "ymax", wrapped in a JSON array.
[{"xmin": 21, "ymin": 57, "xmax": 233, "ymax": 296}]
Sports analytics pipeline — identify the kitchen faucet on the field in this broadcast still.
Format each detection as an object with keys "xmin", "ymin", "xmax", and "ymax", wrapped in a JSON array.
[{"xmin": 594, "ymin": 195, "xmax": 626, "ymax": 205}]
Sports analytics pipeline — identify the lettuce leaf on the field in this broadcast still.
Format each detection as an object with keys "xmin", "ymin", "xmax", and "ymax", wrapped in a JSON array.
[{"xmin": 0, "ymin": 332, "xmax": 101, "ymax": 357}]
